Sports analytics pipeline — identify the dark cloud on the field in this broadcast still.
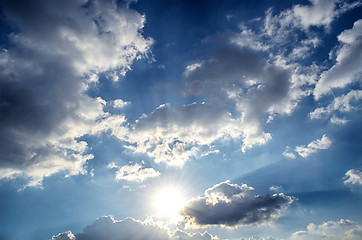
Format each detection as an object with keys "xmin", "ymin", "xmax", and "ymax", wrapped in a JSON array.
[
  {"xmin": 182, "ymin": 181, "xmax": 295, "ymax": 227},
  {"xmin": 0, "ymin": 0, "xmax": 152, "ymax": 186}
]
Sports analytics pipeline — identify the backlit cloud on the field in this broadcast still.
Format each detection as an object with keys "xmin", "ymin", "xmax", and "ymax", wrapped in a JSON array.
[
  {"xmin": 182, "ymin": 181, "xmax": 294, "ymax": 227},
  {"xmin": 125, "ymin": 103, "xmax": 243, "ymax": 167},
  {"xmin": 110, "ymin": 163, "xmax": 160, "ymax": 182},
  {"xmin": 0, "ymin": 0, "xmax": 152, "ymax": 187}
]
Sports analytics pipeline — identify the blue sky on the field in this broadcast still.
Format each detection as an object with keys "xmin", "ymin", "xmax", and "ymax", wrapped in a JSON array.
[{"xmin": 0, "ymin": 0, "xmax": 362, "ymax": 239}]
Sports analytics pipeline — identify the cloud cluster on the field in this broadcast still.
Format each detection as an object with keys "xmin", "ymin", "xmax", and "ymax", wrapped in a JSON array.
[
  {"xmin": 125, "ymin": 103, "xmax": 243, "ymax": 167},
  {"xmin": 344, "ymin": 169, "xmax": 362, "ymax": 185},
  {"xmin": 171, "ymin": 230, "xmax": 219, "ymax": 240},
  {"xmin": 0, "ymin": 0, "xmax": 152, "ymax": 186},
  {"xmin": 290, "ymin": 219, "xmax": 362, "ymax": 240},
  {"xmin": 51, "ymin": 216, "xmax": 220, "ymax": 240},
  {"xmin": 181, "ymin": 181, "xmax": 294, "ymax": 227},
  {"xmin": 292, "ymin": 0, "xmax": 361, "ymax": 30},
  {"xmin": 314, "ymin": 19, "xmax": 362, "ymax": 99},
  {"xmin": 310, "ymin": 90, "xmax": 362, "ymax": 125},
  {"xmin": 184, "ymin": 39, "xmax": 291, "ymax": 151},
  {"xmin": 107, "ymin": 162, "xmax": 160, "ymax": 182},
  {"xmin": 284, "ymin": 134, "xmax": 332, "ymax": 158}
]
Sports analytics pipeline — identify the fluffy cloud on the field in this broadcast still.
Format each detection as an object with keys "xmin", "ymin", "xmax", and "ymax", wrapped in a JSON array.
[
  {"xmin": 52, "ymin": 231, "xmax": 76, "ymax": 240},
  {"xmin": 292, "ymin": 0, "xmax": 360, "ymax": 30},
  {"xmin": 344, "ymin": 169, "xmax": 362, "ymax": 185},
  {"xmin": 171, "ymin": 230, "xmax": 219, "ymax": 240},
  {"xmin": 181, "ymin": 181, "xmax": 294, "ymax": 227},
  {"xmin": 310, "ymin": 90, "xmax": 362, "ymax": 124},
  {"xmin": 51, "ymin": 216, "xmax": 220, "ymax": 240},
  {"xmin": 107, "ymin": 162, "xmax": 160, "ymax": 182},
  {"xmin": 0, "ymin": 0, "xmax": 152, "ymax": 187},
  {"xmin": 283, "ymin": 134, "xmax": 332, "ymax": 158},
  {"xmin": 125, "ymin": 103, "xmax": 243, "ymax": 167},
  {"xmin": 290, "ymin": 219, "xmax": 362, "ymax": 240},
  {"xmin": 314, "ymin": 19, "xmax": 362, "ymax": 100},
  {"xmin": 184, "ymin": 39, "xmax": 291, "ymax": 151}
]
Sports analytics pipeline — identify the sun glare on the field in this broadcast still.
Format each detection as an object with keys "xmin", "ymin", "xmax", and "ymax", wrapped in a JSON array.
[{"xmin": 153, "ymin": 188, "xmax": 185, "ymax": 217}]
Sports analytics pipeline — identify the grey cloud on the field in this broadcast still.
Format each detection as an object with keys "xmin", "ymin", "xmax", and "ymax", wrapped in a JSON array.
[
  {"xmin": 183, "ymin": 38, "xmax": 291, "ymax": 151},
  {"xmin": 51, "ymin": 216, "xmax": 221, "ymax": 240},
  {"xmin": 51, "ymin": 216, "xmax": 169, "ymax": 240},
  {"xmin": 182, "ymin": 181, "xmax": 294, "ymax": 227},
  {"xmin": 171, "ymin": 229, "xmax": 218, "ymax": 240},
  {"xmin": 0, "ymin": 0, "xmax": 152, "ymax": 186}
]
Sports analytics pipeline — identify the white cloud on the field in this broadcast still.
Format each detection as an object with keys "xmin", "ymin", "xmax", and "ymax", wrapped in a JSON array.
[
  {"xmin": 125, "ymin": 103, "xmax": 243, "ymax": 167},
  {"xmin": 310, "ymin": 90, "xmax": 362, "ymax": 123},
  {"xmin": 294, "ymin": 134, "xmax": 332, "ymax": 158},
  {"xmin": 111, "ymin": 99, "xmax": 130, "ymax": 109},
  {"xmin": 0, "ymin": 0, "xmax": 152, "ymax": 187},
  {"xmin": 112, "ymin": 163, "xmax": 160, "ymax": 182},
  {"xmin": 292, "ymin": 0, "xmax": 360, "ymax": 30},
  {"xmin": 171, "ymin": 229, "xmax": 219, "ymax": 240},
  {"xmin": 182, "ymin": 181, "xmax": 294, "ymax": 227},
  {"xmin": 52, "ymin": 231, "xmax": 76, "ymax": 240},
  {"xmin": 290, "ymin": 219, "xmax": 362, "ymax": 240},
  {"xmin": 51, "ymin": 216, "xmax": 222, "ymax": 240},
  {"xmin": 344, "ymin": 169, "xmax": 362, "ymax": 185},
  {"xmin": 314, "ymin": 19, "xmax": 362, "ymax": 99}
]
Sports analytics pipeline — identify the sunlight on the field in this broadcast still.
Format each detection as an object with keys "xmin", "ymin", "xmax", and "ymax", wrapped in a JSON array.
[{"xmin": 153, "ymin": 187, "xmax": 186, "ymax": 218}]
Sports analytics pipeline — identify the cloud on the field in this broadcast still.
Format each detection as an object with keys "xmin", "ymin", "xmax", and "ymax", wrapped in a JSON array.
[
  {"xmin": 0, "ymin": 0, "xmax": 152, "ymax": 187},
  {"xmin": 292, "ymin": 0, "xmax": 360, "ymax": 30},
  {"xmin": 52, "ymin": 231, "xmax": 76, "ymax": 240},
  {"xmin": 183, "ymin": 38, "xmax": 292, "ymax": 151},
  {"xmin": 290, "ymin": 219, "xmax": 362, "ymax": 240},
  {"xmin": 314, "ymin": 19, "xmax": 362, "ymax": 100},
  {"xmin": 284, "ymin": 134, "xmax": 332, "ymax": 158},
  {"xmin": 111, "ymin": 99, "xmax": 130, "ymax": 109},
  {"xmin": 310, "ymin": 90, "xmax": 362, "ymax": 124},
  {"xmin": 171, "ymin": 229, "xmax": 219, "ymax": 240},
  {"xmin": 344, "ymin": 169, "xmax": 362, "ymax": 185},
  {"xmin": 125, "ymin": 103, "xmax": 243, "ymax": 167},
  {"xmin": 51, "ymin": 216, "xmax": 220, "ymax": 240},
  {"xmin": 181, "ymin": 181, "xmax": 294, "ymax": 227},
  {"xmin": 109, "ymin": 162, "xmax": 160, "ymax": 182}
]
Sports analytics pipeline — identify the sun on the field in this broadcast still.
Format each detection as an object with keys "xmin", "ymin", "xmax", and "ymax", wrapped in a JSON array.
[{"xmin": 153, "ymin": 187, "xmax": 186, "ymax": 218}]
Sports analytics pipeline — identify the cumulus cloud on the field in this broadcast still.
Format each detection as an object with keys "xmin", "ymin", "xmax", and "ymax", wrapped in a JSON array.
[
  {"xmin": 181, "ymin": 181, "xmax": 294, "ymax": 227},
  {"xmin": 183, "ymin": 38, "xmax": 292, "ymax": 151},
  {"xmin": 51, "ymin": 216, "xmax": 221, "ymax": 240},
  {"xmin": 124, "ymin": 103, "xmax": 243, "ymax": 167},
  {"xmin": 314, "ymin": 19, "xmax": 362, "ymax": 100},
  {"xmin": 52, "ymin": 231, "xmax": 76, "ymax": 240},
  {"xmin": 290, "ymin": 219, "xmax": 362, "ymax": 240},
  {"xmin": 292, "ymin": 0, "xmax": 361, "ymax": 30},
  {"xmin": 171, "ymin": 229, "xmax": 219, "ymax": 240},
  {"xmin": 344, "ymin": 169, "xmax": 362, "ymax": 185},
  {"xmin": 284, "ymin": 134, "xmax": 332, "ymax": 158},
  {"xmin": 310, "ymin": 90, "xmax": 362, "ymax": 124},
  {"xmin": 108, "ymin": 162, "xmax": 160, "ymax": 182},
  {"xmin": 0, "ymin": 0, "xmax": 152, "ymax": 186}
]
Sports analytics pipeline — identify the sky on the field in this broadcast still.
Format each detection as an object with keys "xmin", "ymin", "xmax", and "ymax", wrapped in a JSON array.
[{"xmin": 0, "ymin": 0, "xmax": 362, "ymax": 239}]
